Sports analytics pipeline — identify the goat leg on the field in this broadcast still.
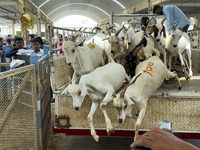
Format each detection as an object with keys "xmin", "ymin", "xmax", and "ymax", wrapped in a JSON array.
[{"xmin": 87, "ymin": 102, "xmax": 99, "ymax": 142}]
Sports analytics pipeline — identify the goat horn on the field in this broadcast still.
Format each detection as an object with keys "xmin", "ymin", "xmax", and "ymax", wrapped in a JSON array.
[
  {"xmin": 152, "ymin": 17, "xmax": 157, "ymax": 24},
  {"xmin": 171, "ymin": 23, "xmax": 176, "ymax": 31},
  {"xmin": 128, "ymin": 19, "xmax": 132, "ymax": 22},
  {"xmin": 75, "ymin": 77, "xmax": 81, "ymax": 84},
  {"xmin": 161, "ymin": 17, "xmax": 167, "ymax": 25},
  {"xmin": 179, "ymin": 25, "xmax": 186, "ymax": 31},
  {"xmin": 115, "ymin": 26, "xmax": 124, "ymax": 37},
  {"xmin": 109, "ymin": 25, "xmax": 114, "ymax": 30},
  {"xmin": 132, "ymin": 45, "xmax": 143, "ymax": 56},
  {"xmin": 78, "ymin": 27, "xmax": 83, "ymax": 31},
  {"xmin": 68, "ymin": 75, "xmax": 72, "ymax": 84},
  {"xmin": 107, "ymin": 28, "xmax": 111, "ymax": 36},
  {"xmin": 114, "ymin": 22, "xmax": 119, "ymax": 27},
  {"xmin": 71, "ymin": 34, "xmax": 79, "ymax": 42},
  {"xmin": 133, "ymin": 17, "xmax": 140, "ymax": 22},
  {"xmin": 78, "ymin": 39, "xmax": 86, "ymax": 46},
  {"xmin": 102, "ymin": 37, "xmax": 109, "ymax": 41},
  {"xmin": 94, "ymin": 26, "xmax": 101, "ymax": 30}
]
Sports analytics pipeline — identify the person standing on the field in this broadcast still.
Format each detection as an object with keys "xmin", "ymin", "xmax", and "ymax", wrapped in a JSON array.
[
  {"xmin": 55, "ymin": 34, "xmax": 64, "ymax": 54},
  {"xmin": 153, "ymin": 5, "xmax": 190, "ymax": 32},
  {"xmin": 6, "ymin": 37, "xmax": 27, "ymax": 58},
  {"xmin": 0, "ymin": 38, "xmax": 6, "ymax": 72},
  {"xmin": 3, "ymin": 39, "xmax": 13, "ymax": 52},
  {"xmin": 28, "ymin": 34, "xmax": 34, "ymax": 49}
]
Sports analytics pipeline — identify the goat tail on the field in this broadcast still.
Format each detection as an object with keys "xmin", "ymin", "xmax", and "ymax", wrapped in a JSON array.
[{"xmin": 150, "ymin": 46, "xmax": 160, "ymax": 57}]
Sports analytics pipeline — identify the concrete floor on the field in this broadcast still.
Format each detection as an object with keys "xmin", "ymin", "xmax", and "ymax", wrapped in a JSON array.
[{"xmin": 47, "ymin": 103, "xmax": 200, "ymax": 150}]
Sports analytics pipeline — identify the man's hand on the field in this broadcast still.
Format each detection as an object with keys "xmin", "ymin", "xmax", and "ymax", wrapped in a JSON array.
[{"xmin": 131, "ymin": 127, "xmax": 200, "ymax": 150}]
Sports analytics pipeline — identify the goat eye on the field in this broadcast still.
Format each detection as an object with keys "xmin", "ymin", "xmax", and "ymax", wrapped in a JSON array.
[
  {"xmin": 78, "ymin": 91, "xmax": 81, "ymax": 95},
  {"xmin": 72, "ymin": 49, "xmax": 75, "ymax": 53},
  {"xmin": 124, "ymin": 105, "xmax": 127, "ymax": 110}
]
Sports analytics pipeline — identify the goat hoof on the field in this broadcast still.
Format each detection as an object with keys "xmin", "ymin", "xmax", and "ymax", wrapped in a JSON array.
[
  {"xmin": 112, "ymin": 129, "xmax": 115, "ymax": 134},
  {"xmin": 165, "ymin": 79, "xmax": 170, "ymax": 84},
  {"xmin": 93, "ymin": 135, "xmax": 99, "ymax": 142},
  {"xmin": 179, "ymin": 87, "xmax": 181, "ymax": 90}
]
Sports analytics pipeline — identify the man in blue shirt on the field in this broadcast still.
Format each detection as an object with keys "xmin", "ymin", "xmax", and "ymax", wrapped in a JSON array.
[
  {"xmin": 31, "ymin": 37, "xmax": 50, "ymax": 51},
  {"xmin": 3, "ymin": 39, "xmax": 13, "ymax": 52},
  {"xmin": 0, "ymin": 38, "xmax": 6, "ymax": 72},
  {"xmin": 6, "ymin": 37, "xmax": 27, "ymax": 58},
  {"xmin": 153, "ymin": 5, "xmax": 190, "ymax": 32},
  {"xmin": 28, "ymin": 34, "xmax": 34, "ymax": 49}
]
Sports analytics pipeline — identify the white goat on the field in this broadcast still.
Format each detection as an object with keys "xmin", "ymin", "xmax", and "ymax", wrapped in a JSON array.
[
  {"xmin": 113, "ymin": 48, "xmax": 181, "ymax": 141},
  {"xmin": 103, "ymin": 26, "xmax": 126, "ymax": 64},
  {"xmin": 153, "ymin": 17, "xmax": 168, "ymax": 66},
  {"xmin": 189, "ymin": 31, "xmax": 198, "ymax": 49},
  {"xmin": 62, "ymin": 38, "xmax": 104, "ymax": 82},
  {"xmin": 63, "ymin": 58, "xmax": 130, "ymax": 142},
  {"xmin": 165, "ymin": 24, "xmax": 193, "ymax": 79},
  {"xmin": 126, "ymin": 27, "xmax": 135, "ymax": 46}
]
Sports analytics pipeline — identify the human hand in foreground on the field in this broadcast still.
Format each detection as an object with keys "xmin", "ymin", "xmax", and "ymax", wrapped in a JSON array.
[{"xmin": 130, "ymin": 126, "xmax": 200, "ymax": 150}]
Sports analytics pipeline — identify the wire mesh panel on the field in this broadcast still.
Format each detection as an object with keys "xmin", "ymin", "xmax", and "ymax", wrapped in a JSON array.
[
  {"xmin": 0, "ymin": 65, "xmax": 38, "ymax": 150},
  {"xmin": 38, "ymin": 55, "xmax": 51, "ymax": 149},
  {"xmin": 55, "ymin": 95, "xmax": 200, "ymax": 132}
]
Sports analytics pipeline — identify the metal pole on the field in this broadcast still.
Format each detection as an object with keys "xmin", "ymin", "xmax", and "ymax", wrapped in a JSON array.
[
  {"xmin": 111, "ymin": 11, "xmax": 114, "ymax": 25},
  {"xmin": 148, "ymin": 0, "xmax": 151, "ymax": 14},
  {"xmin": 113, "ymin": 14, "xmax": 156, "ymax": 17}
]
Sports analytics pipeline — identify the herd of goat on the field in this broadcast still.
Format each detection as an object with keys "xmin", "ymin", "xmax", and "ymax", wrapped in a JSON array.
[{"xmin": 55, "ymin": 16, "xmax": 198, "ymax": 142}]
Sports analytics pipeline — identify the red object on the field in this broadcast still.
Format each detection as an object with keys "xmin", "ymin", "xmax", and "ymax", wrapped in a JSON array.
[
  {"xmin": 52, "ymin": 125, "xmax": 200, "ymax": 139},
  {"xmin": 55, "ymin": 42, "xmax": 63, "ymax": 54}
]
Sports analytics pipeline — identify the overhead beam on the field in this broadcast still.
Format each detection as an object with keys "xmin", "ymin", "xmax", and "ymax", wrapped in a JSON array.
[
  {"xmin": 161, "ymin": 3, "xmax": 200, "ymax": 7},
  {"xmin": 0, "ymin": 1, "xmax": 16, "ymax": 5}
]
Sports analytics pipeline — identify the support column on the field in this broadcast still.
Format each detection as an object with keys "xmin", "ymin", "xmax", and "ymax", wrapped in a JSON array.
[
  {"xmin": 36, "ymin": 13, "xmax": 41, "ymax": 36},
  {"xmin": 196, "ymin": 16, "xmax": 200, "ymax": 28},
  {"xmin": 11, "ymin": 21, "xmax": 15, "ymax": 38},
  {"xmin": 2, "ymin": 27, "xmax": 4, "ymax": 36},
  {"xmin": 44, "ymin": 20, "xmax": 48, "ymax": 39},
  {"xmin": 9, "ymin": 26, "xmax": 11, "ymax": 35}
]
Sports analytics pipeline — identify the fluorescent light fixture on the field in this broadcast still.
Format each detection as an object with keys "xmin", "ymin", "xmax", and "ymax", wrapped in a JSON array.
[{"xmin": 112, "ymin": 0, "xmax": 125, "ymax": 9}]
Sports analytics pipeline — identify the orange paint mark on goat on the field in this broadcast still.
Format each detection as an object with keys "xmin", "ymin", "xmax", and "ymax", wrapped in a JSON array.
[
  {"xmin": 143, "ymin": 61, "xmax": 154, "ymax": 76},
  {"xmin": 87, "ymin": 44, "xmax": 95, "ymax": 50}
]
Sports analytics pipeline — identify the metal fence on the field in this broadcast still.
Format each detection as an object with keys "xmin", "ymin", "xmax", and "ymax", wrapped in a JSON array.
[
  {"xmin": 0, "ymin": 65, "xmax": 38, "ymax": 150},
  {"xmin": 0, "ymin": 53, "xmax": 51, "ymax": 150}
]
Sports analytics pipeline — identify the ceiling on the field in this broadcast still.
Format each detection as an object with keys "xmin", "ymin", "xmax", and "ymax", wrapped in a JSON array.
[{"xmin": 0, "ymin": 0, "xmax": 200, "ymax": 26}]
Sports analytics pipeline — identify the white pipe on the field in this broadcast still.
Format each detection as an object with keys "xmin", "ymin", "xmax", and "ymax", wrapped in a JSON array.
[
  {"xmin": 39, "ymin": 0, "xmax": 51, "ymax": 9},
  {"xmin": 29, "ymin": 0, "xmax": 53, "ymax": 23}
]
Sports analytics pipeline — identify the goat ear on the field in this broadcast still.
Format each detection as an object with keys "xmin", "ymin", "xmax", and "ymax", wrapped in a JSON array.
[
  {"xmin": 153, "ymin": 26, "xmax": 158, "ymax": 38},
  {"xmin": 162, "ymin": 26, "xmax": 166, "ymax": 38},
  {"xmin": 112, "ymin": 93, "xmax": 116, "ymax": 98},
  {"xmin": 81, "ymin": 85, "xmax": 87, "ymax": 97},
  {"xmin": 61, "ymin": 86, "xmax": 69, "ymax": 95}
]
